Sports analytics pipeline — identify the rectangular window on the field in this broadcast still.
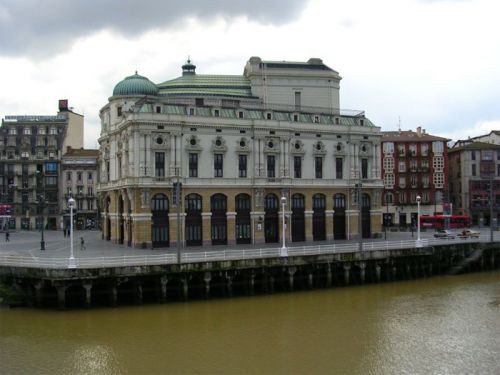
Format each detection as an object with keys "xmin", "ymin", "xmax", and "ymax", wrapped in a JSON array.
[
  {"xmin": 383, "ymin": 142, "xmax": 394, "ymax": 154},
  {"xmin": 267, "ymin": 155, "xmax": 275, "ymax": 178},
  {"xmin": 238, "ymin": 154, "xmax": 247, "ymax": 178},
  {"xmin": 398, "ymin": 144, "xmax": 405, "ymax": 156},
  {"xmin": 106, "ymin": 161, "xmax": 110, "ymax": 181},
  {"xmin": 361, "ymin": 158, "xmax": 368, "ymax": 179},
  {"xmin": 383, "ymin": 173, "xmax": 394, "ymax": 188},
  {"xmin": 399, "ymin": 176, "xmax": 406, "ymax": 188},
  {"xmin": 315, "ymin": 157, "xmax": 323, "ymax": 178},
  {"xmin": 189, "ymin": 153, "xmax": 198, "ymax": 177},
  {"xmin": 77, "ymin": 172, "xmax": 82, "ymax": 181},
  {"xmin": 398, "ymin": 161, "xmax": 406, "ymax": 172},
  {"xmin": 155, "ymin": 152, "xmax": 165, "ymax": 177},
  {"xmin": 45, "ymin": 176, "xmax": 57, "ymax": 186},
  {"xmin": 294, "ymin": 91, "xmax": 301, "ymax": 109},
  {"xmin": 336, "ymin": 158, "xmax": 343, "ymax": 179},
  {"xmin": 497, "ymin": 164, "xmax": 500, "ymax": 176},
  {"xmin": 88, "ymin": 172, "xmax": 92, "ymax": 181},
  {"xmin": 45, "ymin": 162, "xmax": 57, "ymax": 174},
  {"xmin": 294, "ymin": 156, "xmax": 301, "ymax": 178},
  {"xmin": 383, "ymin": 157, "xmax": 394, "ymax": 170},
  {"xmin": 472, "ymin": 164, "xmax": 476, "ymax": 176},
  {"xmin": 471, "ymin": 150, "xmax": 476, "ymax": 160},
  {"xmin": 88, "ymin": 187, "xmax": 93, "ymax": 196},
  {"xmin": 214, "ymin": 154, "xmax": 223, "ymax": 178},
  {"xmin": 66, "ymin": 172, "xmax": 71, "ymax": 181},
  {"xmin": 117, "ymin": 106, "xmax": 122, "ymax": 116},
  {"xmin": 433, "ymin": 156, "xmax": 444, "ymax": 170}
]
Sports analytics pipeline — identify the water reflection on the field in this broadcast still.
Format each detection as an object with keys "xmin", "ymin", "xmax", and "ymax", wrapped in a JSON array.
[{"xmin": 0, "ymin": 272, "xmax": 498, "ymax": 374}]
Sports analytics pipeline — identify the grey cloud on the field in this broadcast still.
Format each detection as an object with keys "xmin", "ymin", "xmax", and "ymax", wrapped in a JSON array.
[{"xmin": 0, "ymin": 0, "xmax": 307, "ymax": 57}]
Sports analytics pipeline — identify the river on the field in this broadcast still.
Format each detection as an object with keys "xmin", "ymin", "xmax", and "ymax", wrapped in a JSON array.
[{"xmin": 1, "ymin": 272, "xmax": 499, "ymax": 374}]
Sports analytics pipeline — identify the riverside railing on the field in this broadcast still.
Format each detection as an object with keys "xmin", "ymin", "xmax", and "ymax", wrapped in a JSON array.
[{"xmin": 0, "ymin": 234, "xmax": 495, "ymax": 269}]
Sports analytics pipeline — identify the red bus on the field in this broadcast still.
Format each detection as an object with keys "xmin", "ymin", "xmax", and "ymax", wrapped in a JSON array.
[{"xmin": 419, "ymin": 215, "xmax": 471, "ymax": 229}]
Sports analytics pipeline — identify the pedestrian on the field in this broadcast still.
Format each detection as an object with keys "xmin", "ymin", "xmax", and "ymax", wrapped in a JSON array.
[
  {"xmin": 5, "ymin": 231, "xmax": 9, "ymax": 242},
  {"xmin": 80, "ymin": 237, "xmax": 86, "ymax": 251},
  {"xmin": 63, "ymin": 227, "xmax": 67, "ymax": 237}
]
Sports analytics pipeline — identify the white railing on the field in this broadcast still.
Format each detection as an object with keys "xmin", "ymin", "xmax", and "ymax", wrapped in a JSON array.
[{"xmin": 0, "ymin": 234, "xmax": 497, "ymax": 269}]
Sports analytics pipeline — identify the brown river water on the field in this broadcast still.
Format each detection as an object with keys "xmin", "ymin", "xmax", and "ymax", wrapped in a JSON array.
[{"xmin": 1, "ymin": 272, "xmax": 499, "ymax": 375}]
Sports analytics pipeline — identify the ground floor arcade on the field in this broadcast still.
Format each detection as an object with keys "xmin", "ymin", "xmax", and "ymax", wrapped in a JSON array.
[{"xmin": 99, "ymin": 187, "xmax": 383, "ymax": 248}]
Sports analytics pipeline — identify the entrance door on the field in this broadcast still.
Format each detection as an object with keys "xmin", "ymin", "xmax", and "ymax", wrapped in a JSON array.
[
  {"xmin": 333, "ymin": 194, "xmax": 346, "ymax": 240},
  {"xmin": 291, "ymin": 194, "xmax": 305, "ymax": 242},
  {"xmin": 265, "ymin": 194, "xmax": 279, "ymax": 243},
  {"xmin": 235, "ymin": 194, "xmax": 251, "ymax": 244},
  {"xmin": 211, "ymin": 194, "xmax": 227, "ymax": 245},
  {"xmin": 313, "ymin": 194, "xmax": 326, "ymax": 241},
  {"xmin": 185, "ymin": 194, "xmax": 202, "ymax": 246},
  {"xmin": 151, "ymin": 194, "xmax": 169, "ymax": 248}
]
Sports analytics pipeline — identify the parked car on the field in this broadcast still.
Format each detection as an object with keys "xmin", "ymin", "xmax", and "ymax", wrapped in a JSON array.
[
  {"xmin": 458, "ymin": 229, "xmax": 480, "ymax": 239},
  {"xmin": 434, "ymin": 229, "xmax": 456, "ymax": 239}
]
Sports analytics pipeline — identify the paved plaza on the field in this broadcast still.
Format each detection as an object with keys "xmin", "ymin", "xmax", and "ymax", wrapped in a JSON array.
[{"xmin": 0, "ymin": 228, "xmax": 457, "ymax": 260}]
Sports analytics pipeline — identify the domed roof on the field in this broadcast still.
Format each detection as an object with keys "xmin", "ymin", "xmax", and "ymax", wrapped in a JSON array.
[{"xmin": 113, "ymin": 72, "xmax": 158, "ymax": 96}]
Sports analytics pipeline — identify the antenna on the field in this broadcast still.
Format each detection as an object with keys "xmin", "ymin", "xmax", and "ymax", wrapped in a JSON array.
[{"xmin": 398, "ymin": 116, "xmax": 401, "ymax": 132}]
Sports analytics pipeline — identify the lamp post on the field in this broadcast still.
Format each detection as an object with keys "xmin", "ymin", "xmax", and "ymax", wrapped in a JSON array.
[
  {"xmin": 384, "ymin": 192, "xmax": 389, "ymax": 240},
  {"xmin": 416, "ymin": 195, "xmax": 422, "ymax": 247},
  {"xmin": 280, "ymin": 196, "xmax": 288, "ymax": 256},
  {"xmin": 68, "ymin": 197, "xmax": 76, "ymax": 268}
]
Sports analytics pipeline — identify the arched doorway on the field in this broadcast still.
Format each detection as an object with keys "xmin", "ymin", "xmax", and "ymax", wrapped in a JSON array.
[
  {"xmin": 291, "ymin": 193, "xmax": 305, "ymax": 242},
  {"xmin": 333, "ymin": 193, "xmax": 346, "ymax": 240},
  {"xmin": 235, "ymin": 194, "xmax": 251, "ymax": 244},
  {"xmin": 264, "ymin": 193, "xmax": 279, "ymax": 243},
  {"xmin": 313, "ymin": 193, "xmax": 326, "ymax": 241},
  {"xmin": 151, "ymin": 193, "xmax": 169, "ymax": 248},
  {"xmin": 185, "ymin": 194, "xmax": 202, "ymax": 246},
  {"xmin": 118, "ymin": 195, "xmax": 124, "ymax": 244},
  {"xmin": 211, "ymin": 194, "xmax": 227, "ymax": 245},
  {"xmin": 362, "ymin": 193, "xmax": 371, "ymax": 238},
  {"xmin": 106, "ymin": 196, "xmax": 111, "ymax": 241}
]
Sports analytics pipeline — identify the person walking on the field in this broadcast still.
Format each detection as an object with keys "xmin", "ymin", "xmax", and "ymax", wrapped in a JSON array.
[
  {"xmin": 5, "ymin": 231, "xmax": 10, "ymax": 242},
  {"xmin": 80, "ymin": 237, "xmax": 86, "ymax": 251},
  {"xmin": 63, "ymin": 227, "xmax": 67, "ymax": 238}
]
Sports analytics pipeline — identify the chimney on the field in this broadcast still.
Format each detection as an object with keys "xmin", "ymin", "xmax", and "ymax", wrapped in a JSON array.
[{"xmin": 417, "ymin": 126, "xmax": 422, "ymax": 137}]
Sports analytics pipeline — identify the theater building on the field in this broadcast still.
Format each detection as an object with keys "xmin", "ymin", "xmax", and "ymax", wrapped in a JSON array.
[{"xmin": 97, "ymin": 57, "xmax": 383, "ymax": 248}]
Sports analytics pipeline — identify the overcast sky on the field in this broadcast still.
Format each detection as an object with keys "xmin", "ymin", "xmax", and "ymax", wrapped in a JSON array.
[{"xmin": 0, "ymin": 0, "xmax": 498, "ymax": 148}]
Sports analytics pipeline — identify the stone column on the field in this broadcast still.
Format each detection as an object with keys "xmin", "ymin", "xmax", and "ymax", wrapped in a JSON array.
[
  {"xmin": 326, "ymin": 210, "xmax": 334, "ymax": 241},
  {"xmin": 168, "ymin": 212, "xmax": 185, "ymax": 249},
  {"xmin": 135, "ymin": 281, "xmax": 143, "ymax": 305},
  {"xmin": 160, "ymin": 276, "xmax": 168, "ymax": 303},
  {"xmin": 83, "ymin": 282, "xmax": 92, "ymax": 308},
  {"xmin": 110, "ymin": 284, "xmax": 117, "ymax": 307},
  {"xmin": 202, "ymin": 212, "xmax": 212, "ymax": 246},
  {"xmin": 375, "ymin": 263, "xmax": 381, "ymax": 282},
  {"xmin": 225, "ymin": 272, "xmax": 233, "ymax": 297},
  {"xmin": 343, "ymin": 264, "xmax": 351, "ymax": 285},
  {"xmin": 305, "ymin": 210, "xmax": 314, "ymax": 242},
  {"xmin": 204, "ymin": 272, "xmax": 211, "ymax": 299},
  {"xmin": 181, "ymin": 277, "xmax": 189, "ymax": 301},
  {"xmin": 249, "ymin": 270, "xmax": 256, "ymax": 295},
  {"xmin": 307, "ymin": 271, "xmax": 313, "ymax": 289},
  {"xmin": 252, "ymin": 212, "xmax": 265, "ymax": 244},
  {"xmin": 55, "ymin": 283, "xmax": 68, "ymax": 310},
  {"xmin": 226, "ymin": 212, "xmax": 236, "ymax": 246},
  {"xmin": 359, "ymin": 262, "xmax": 366, "ymax": 284},
  {"xmin": 326, "ymin": 264, "xmax": 332, "ymax": 287},
  {"xmin": 288, "ymin": 266, "xmax": 297, "ymax": 291},
  {"xmin": 34, "ymin": 281, "xmax": 43, "ymax": 307}
]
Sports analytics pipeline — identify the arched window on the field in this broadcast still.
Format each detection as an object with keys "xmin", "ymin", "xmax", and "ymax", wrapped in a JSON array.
[
  {"xmin": 236, "ymin": 194, "xmax": 251, "ymax": 211},
  {"xmin": 362, "ymin": 194, "xmax": 371, "ymax": 209},
  {"xmin": 292, "ymin": 193, "xmax": 305, "ymax": 209},
  {"xmin": 185, "ymin": 194, "xmax": 202, "ymax": 211},
  {"xmin": 334, "ymin": 193, "xmax": 346, "ymax": 209},
  {"xmin": 211, "ymin": 194, "xmax": 227, "ymax": 211},
  {"xmin": 313, "ymin": 193, "xmax": 326, "ymax": 210},
  {"xmin": 152, "ymin": 194, "xmax": 169, "ymax": 211},
  {"xmin": 265, "ymin": 194, "xmax": 278, "ymax": 210}
]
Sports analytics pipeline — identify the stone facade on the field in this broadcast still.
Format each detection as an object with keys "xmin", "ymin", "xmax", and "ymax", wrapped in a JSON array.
[
  {"xmin": 97, "ymin": 57, "xmax": 384, "ymax": 248},
  {"xmin": 0, "ymin": 100, "xmax": 83, "ymax": 230}
]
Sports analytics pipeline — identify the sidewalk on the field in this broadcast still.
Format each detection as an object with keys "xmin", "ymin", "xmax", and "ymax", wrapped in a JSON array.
[{"xmin": 0, "ymin": 228, "xmax": 441, "ymax": 259}]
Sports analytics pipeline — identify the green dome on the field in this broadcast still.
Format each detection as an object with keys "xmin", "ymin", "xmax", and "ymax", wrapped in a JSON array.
[{"xmin": 113, "ymin": 72, "xmax": 158, "ymax": 96}]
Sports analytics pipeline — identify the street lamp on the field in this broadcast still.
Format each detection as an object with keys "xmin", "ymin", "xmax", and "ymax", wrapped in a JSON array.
[
  {"xmin": 416, "ymin": 195, "xmax": 422, "ymax": 247},
  {"xmin": 384, "ymin": 192, "xmax": 389, "ymax": 240},
  {"xmin": 280, "ymin": 196, "xmax": 288, "ymax": 256},
  {"xmin": 68, "ymin": 197, "xmax": 76, "ymax": 268}
]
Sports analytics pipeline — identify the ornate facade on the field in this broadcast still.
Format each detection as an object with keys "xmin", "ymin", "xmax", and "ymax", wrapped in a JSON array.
[
  {"xmin": 0, "ymin": 100, "xmax": 83, "ymax": 230},
  {"xmin": 97, "ymin": 57, "xmax": 383, "ymax": 248}
]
